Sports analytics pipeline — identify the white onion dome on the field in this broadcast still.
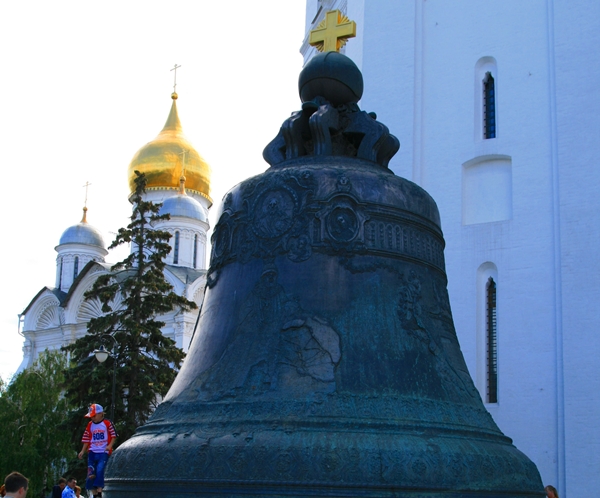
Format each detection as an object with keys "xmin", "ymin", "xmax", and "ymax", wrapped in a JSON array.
[
  {"xmin": 159, "ymin": 193, "xmax": 208, "ymax": 222},
  {"xmin": 57, "ymin": 208, "xmax": 106, "ymax": 250}
]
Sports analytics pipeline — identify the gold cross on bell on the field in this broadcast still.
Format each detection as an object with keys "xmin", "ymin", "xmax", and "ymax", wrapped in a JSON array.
[{"xmin": 309, "ymin": 10, "xmax": 356, "ymax": 53}]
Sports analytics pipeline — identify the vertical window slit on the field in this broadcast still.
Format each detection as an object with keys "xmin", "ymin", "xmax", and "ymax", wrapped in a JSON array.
[
  {"xmin": 73, "ymin": 256, "xmax": 79, "ymax": 280},
  {"xmin": 193, "ymin": 234, "xmax": 198, "ymax": 269},
  {"xmin": 483, "ymin": 72, "xmax": 496, "ymax": 139},
  {"xmin": 486, "ymin": 277, "xmax": 498, "ymax": 403},
  {"xmin": 173, "ymin": 231, "xmax": 180, "ymax": 265},
  {"xmin": 59, "ymin": 257, "xmax": 63, "ymax": 289}
]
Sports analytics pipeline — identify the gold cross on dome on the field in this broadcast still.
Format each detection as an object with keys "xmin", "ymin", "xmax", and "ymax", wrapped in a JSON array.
[{"xmin": 309, "ymin": 10, "xmax": 356, "ymax": 53}]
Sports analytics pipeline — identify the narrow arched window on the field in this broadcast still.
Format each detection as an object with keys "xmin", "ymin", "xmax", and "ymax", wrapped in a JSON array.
[
  {"xmin": 193, "ymin": 234, "xmax": 198, "ymax": 269},
  {"xmin": 173, "ymin": 231, "xmax": 180, "ymax": 265},
  {"xmin": 58, "ymin": 257, "xmax": 63, "ymax": 289},
  {"xmin": 73, "ymin": 256, "xmax": 79, "ymax": 280},
  {"xmin": 483, "ymin": 72, "xmax": 496, "ymax": 139},
  {"xmin": 486, "ymin": 277, "xmax": 498, "ymax": 403}
]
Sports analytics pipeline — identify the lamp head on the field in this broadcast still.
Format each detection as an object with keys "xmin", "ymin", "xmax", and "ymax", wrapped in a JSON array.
[{"xmin": 94, "ymin": 345, "xmax": 110, "ymax": 363}]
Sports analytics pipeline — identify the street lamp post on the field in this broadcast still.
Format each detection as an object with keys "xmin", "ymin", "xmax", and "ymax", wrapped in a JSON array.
[{"xmin": 93, "ymin": 334, "xmax": 119, "ymax": 421}]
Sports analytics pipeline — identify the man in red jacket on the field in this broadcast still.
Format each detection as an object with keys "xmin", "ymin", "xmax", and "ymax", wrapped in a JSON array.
[{"xmin": 78, "ymin": 404, "xmax": 117, "ymax": 498}]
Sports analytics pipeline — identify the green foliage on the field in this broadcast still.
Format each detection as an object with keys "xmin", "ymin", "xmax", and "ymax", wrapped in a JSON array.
[
  {"xmin": 0, "ymin": 350, "xmax": 72, "ymax": 497},
  {"xmin": 64, "ymin": 171, "xmax": 195, "ymax": 443}
]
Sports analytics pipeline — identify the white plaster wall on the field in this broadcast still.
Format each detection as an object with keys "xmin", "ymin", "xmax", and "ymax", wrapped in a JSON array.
[
  {"xmin": 154, "ymin": 218, "xmax": 209, "ymax": 270},
  {"xmin": 553, "ymin": 0, "xmax": 600, "ymax": 494},
  {"xmin": 461, "ymin": 155, "xmax": 512, "ymax": 225},
  {"xmin": 156, "ymin": 309, "xmax": 198, "ymax": 353},
  {"xmin": 55, "ymin": 245, "xmax": 106, "ymax": 292},
  {"xmin": 360, "ymin": 1, "xmax": 416, "ymax": 180},
  {"xmin": 354, "ymin": 0, "xmax": 561, "ymax": 488},
  {"xmin": 305, "ymin": 0, "xmax": 600, "ymax": 495}
]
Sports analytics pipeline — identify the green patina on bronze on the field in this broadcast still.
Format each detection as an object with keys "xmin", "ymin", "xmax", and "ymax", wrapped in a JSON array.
[{"xmin": 106, "ymin": 51, "xmax": 544, "ymax": 497}]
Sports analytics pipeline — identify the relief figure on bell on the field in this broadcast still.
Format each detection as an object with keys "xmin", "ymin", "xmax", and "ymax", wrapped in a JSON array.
[
  {"xmin": 189, "ymin": 262, "xmax": 341, "ymax": 401},
  {"xmin": 397, "ymin": 270, "xmax": 477, "ymax": 400}
]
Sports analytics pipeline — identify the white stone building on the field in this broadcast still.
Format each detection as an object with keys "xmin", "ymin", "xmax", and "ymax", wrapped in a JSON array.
[
  {"xmin": 19, "ymin": 93, "xmax": 211, "ymax": 373},
  {"xmin": 300, "ymin": 1, "xmax": 600, "ymax": 496}
]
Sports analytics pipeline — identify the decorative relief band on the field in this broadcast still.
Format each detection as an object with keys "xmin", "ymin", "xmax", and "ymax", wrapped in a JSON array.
[
  {"xmin": 110, "ymin": 427, "xmax": 540, "ymax": 492},
  {"xmin": 364, "ymin": 219, "xmax": 444, "ymax": 269},
  {"xmin": 208, "ymin": 170, "xmax": 445, "ymax": 286}
]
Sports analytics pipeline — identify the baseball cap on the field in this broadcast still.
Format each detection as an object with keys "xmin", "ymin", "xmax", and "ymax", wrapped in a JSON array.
[{"xmin": 85, "ymin": 404, "xmax": 104, "ymax": 418}]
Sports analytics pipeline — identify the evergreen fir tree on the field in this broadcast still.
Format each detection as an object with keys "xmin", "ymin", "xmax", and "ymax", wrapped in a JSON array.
[{"xmin": 64, "ymin": 171, "xmax": 195, "ymax": 442}]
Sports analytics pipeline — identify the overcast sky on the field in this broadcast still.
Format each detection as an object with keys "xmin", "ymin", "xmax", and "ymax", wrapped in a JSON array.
[{"xmin": 0, "ymin": 1, "xmax": 307, "ymax": 379}]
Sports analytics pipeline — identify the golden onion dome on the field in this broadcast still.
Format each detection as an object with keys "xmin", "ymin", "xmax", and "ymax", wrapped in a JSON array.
[{"xmin": 127, "ymin": 93, "xmax": 212, "ymax": 204}]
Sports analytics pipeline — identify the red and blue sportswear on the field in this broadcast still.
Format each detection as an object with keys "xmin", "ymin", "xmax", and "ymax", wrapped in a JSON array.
[{"xmin": 81, "ymin": 418, "xmax": 117, "ymax": 454}]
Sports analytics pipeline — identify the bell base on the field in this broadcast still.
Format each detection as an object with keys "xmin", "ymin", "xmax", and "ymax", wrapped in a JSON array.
[
  {"xmin": 105, "ymin": 422, "xmax": 543, "ymax": 497},
  {"xmin": 105, "ymin": 480, "xmax": 544, "ymax": 497}
]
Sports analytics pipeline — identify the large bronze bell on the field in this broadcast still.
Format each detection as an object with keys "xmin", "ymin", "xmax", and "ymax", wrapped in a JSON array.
[{"xmin": 106, "ymin": 53, "xmax": 543, "ymax": 497}]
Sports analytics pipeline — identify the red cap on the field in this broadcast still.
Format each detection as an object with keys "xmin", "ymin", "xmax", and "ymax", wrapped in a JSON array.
[{"xmin": 85, "ymin": 404, "xmax": 104, "ymax": 418}]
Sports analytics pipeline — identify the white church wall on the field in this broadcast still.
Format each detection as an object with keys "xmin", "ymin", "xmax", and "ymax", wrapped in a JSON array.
[
  {"xmin": 55, "ymin": 245, "xmax": 106, "ymax": 292},
  {"xmin": 461, "ymin": 155, "xmax": 512, "ymax": 225},
  {"xmin": 155, "ymin": 219, "xmax": 209, "ymax": 269},
  {"xmin": 155, "ymin": 309, "xmax": 197, "ymax": 353},
  {"xmin": 20, "ymin": 292, "xmax": 65, "ymax": 371},
  {"xmin": 412, "ymin": 2, "xmax": 560, "ymax": 488},
  {"xmin": 360, "ymin": 0, "xmax": 415, "ymax": 180},
  {"xmin": 63, "ymin": 267, "xmax": 112, "ymax": 324},
  {"xmin": 163, "ymin": 269, "xmax": 185, "ymax": 295},
  {"xmin": 304, "ymin": 0, "xmax": 600, "ymax": 493},
  {"xmin": 553, "ymin": 0, "xmax": 600, "ymax": 494},
  {"xmin": 23, "ymin": 291, "xmax": 61, "ymax": 332}
]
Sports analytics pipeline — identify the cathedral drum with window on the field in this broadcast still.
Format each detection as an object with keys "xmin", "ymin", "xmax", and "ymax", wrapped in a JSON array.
[{"xmin": 105, "ymin": 38, "xmax": 543, "ymax": 496}]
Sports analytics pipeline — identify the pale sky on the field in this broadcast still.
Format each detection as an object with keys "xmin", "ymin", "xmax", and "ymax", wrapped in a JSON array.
[{"xmin": 0, "ymin": 1, "xmax": 308, "ymax": 379}]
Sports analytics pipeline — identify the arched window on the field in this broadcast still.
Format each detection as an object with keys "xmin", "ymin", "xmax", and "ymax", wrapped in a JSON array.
[
  {"xmin": 173, "ymin": 231, "xmax": 180, "ymax": 265},
  {"xmin": 486, "ymin": 277, "xmax": 498, "ymax": 403},
  {"xmin": 475, "ymin": 57, "xmax": 498, "ymax": 141},
  {"xmin": 193, "ymin": 234, "xmax": 198, "ymax": 269},
  {"xmin": 483, "ymin": 72, "xmax": 496, "ymax": 139},
  {"xmin": 73, "ymin": 256, "xmax": 79, "ymax": 280}
]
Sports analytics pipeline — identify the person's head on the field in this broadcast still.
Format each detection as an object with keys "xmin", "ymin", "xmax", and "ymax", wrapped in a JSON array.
[
  {"xmin": 57, "ymin": 478, "xmax": 66, "ymax": 490},
  {"xmin": 545, "ymin": 485, "xmax": 559, "ymax": 498},
  {"xmin": 3, "ymin": 472, "xmax": 28, "ymax": 497},
  {"xmin": 0, "ymin": 483, "xmax": 6, "ymax": 497},
  {"xmin": 66, "ymin": 478, "xmax": 76, "ymax": 490},
  {"xmin": 85, "ymin": 403, "xmax": 105, "ymax": 423},
  {"xmin": 74, "ymin": 485, "xmax": 81, "ymax": 497}
]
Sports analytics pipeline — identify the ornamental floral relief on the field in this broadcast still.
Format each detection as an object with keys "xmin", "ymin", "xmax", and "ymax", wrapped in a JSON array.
[
  {"xmin": 77, "ymin": 298, "xmax": 105, "ymax": 322},
  {"xmin": 77, "ymin": 291, "xmax": 124, "ymax": 322},
  {"xmin": 36, "ymin": 302, "xmax": 63, "ymax": 330}
]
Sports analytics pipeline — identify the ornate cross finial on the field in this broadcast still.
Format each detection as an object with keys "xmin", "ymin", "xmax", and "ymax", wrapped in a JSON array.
[
  {"xmin": 171, "ymin": 64, "xmax": 182, "ymax": 97},
  {"xmin": 309, "ymin": 10, "xmax": 356, "ymax": 53},
  {"xmin": 82, "ymin": 181, "xmax": 92, "ymax": 208},
  {"xmin": 82, "ymin": 181, "xmax": 91, "ymax": 223}
]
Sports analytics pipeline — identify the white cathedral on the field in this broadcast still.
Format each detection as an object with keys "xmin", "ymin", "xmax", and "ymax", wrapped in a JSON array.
[
  {"xmin": 19, "ymin": 92, "xmax": 211, "ymax": 371},
  {"xmin": 300, "ymin": 1, "xmax": 599, "ymax": 496},
  {"xmin": 18, "ymin": 1, "xmax": 598, "ymax": 496}
]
